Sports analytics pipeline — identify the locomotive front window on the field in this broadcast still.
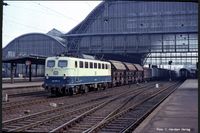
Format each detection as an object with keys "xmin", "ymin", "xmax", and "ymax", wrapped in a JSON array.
[
  {"xmin": 47, "ymin": 60, "xmax": 55, "ymax": 67},
  {"xmin": 58, "ymin": 60, "xmax": 68, "ymax": 67}
]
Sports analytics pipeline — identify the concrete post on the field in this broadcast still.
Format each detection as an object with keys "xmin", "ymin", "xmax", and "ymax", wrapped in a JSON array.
[
  {"xmin": 11, "ymin": 63, "xmax": 14, "ymax": 84},
  {"xmin": 29, "ymin": 64, "xmax": 32, "ymax": 82}
]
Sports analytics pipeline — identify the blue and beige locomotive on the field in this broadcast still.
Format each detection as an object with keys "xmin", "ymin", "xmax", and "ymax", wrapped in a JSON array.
[{"xmin": 43, "ymin": 56, "xmax": 112, "ymax": 95}]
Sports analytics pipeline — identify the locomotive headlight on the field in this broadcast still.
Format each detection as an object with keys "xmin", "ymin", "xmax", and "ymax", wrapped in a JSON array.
[
  {"xmin": 46, "ymin": 74, "xmax": 49, "ymax": 79},
  {"xmin": 63, "ymin": 74, "xmax": 66, "ymax": 79}
]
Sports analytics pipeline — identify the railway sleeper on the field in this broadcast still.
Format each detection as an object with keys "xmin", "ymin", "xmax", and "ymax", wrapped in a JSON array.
[
  {"xmin": 78, "ymin": 121, "xmax": 99, "ymax": 125},
  {"xmin": 123, "ymin": 113, "xmax": 142, "ymax": 118},
  {"xmin": 86, "ymin": 116, "xmax": 105, "ymax": 120},
  {"xmin": 2, "ymin": 128, "xmax": 12, "ymax": 132},
  {"xmin": 75, "ymin": 124, "xmax": 93, "ymax": 128},
  {"xmin": 113, "ymin": 118, "xmax": 134, "ymax": 123},
  {"xmin": 67, "ymin": 129, "xmax": 84, "ymax": 133},
  {"xmin": 108, "ymin": 123, "xmax": 129, "ymax": 127},
  {"xmin": 69, "ymin": 126, "xmax": 90, "ymax": 131},
  {"xmin": 105, "ymin": 126, "xmax": 125, "ymax": 130},
  {"xmin": 3, "ymin": 125, "xmax": 20, "ymax": 129},
  {"xmin": 73, "ymin": 120, "xmax": 100, "ymax": 126},
  {"xmin": 101, "ymin": 128, "xmax": 123, "ymax": 132}
]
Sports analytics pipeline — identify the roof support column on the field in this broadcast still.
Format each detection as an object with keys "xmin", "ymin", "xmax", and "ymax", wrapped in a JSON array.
[
  {"xmin": 29, "ymin": 64, "xmax": 32, "ymax": 82},
  {"xmin": 89, "ymin": 36, "xmax": 92, "ymax": 52},
  {"xmin": 124, "ymin": 36, "xmax": 127, "ymax": 54},
  {"xmin": 10, "ymin": 63, "xmax": 14, "ymax": 84},
  {"xmin": 35, "ymin": 64, "xmax": 38, "ymax": 77},
  {"xmin": 187, "ymin": 33, "xmax": 190, "ymax": 52},
  {"xmin": 161, "ymin": 34, "xmax": 164, "ymax": 52},
  {"xmin": 175, "ymin": 34, "xmax": 177, "ymax": 52},
  {"xmin": 65, "ymin": 38, "xmax": 68, "ymax": 53}
]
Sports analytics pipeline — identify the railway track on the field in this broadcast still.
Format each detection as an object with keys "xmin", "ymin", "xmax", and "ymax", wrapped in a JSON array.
[
  {"xmin": 3, "ymin": 82, "xmax": 155, "ymax": 113},
  {"xmin": 48, "ymin": 82, "xmax": 177, "ymax": 133},
  {"xmin": 3, "ymin": 94, "xmax": 67, "ymax": 112},
  {"xmin": 46, "ymin": 81, "xmax": 180, "ymax": 133},
  {"xmin": 50, "ymin": 86, "xmax": 159, "ymax": 133},
  {"xmin": 85, "ymin": 82, "xmax": 181, "ymax": 133},
  {"xmin": 3, "ymin": 83, "xmax": 157, "ymax": 121},
  {"xmin": 2, "ymin": 82, "xmax": 156, "ymax": 132}
]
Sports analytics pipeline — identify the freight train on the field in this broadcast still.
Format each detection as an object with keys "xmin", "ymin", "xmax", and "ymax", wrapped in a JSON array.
[
  {"xmin": 42, "ymin": 55, "xmax": 176, "ymax": 96},
  {"xmin": 179, "ymin": 68, "xmax": 197, "ymax": 80}
]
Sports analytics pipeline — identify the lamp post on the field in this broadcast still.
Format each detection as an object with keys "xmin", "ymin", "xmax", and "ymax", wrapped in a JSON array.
[{"xmin": 168, "ymin": 61, "xmax": 172, "ymax": 81}]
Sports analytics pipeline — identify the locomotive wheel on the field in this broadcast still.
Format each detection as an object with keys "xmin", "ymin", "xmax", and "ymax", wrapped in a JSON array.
[
  {"xmin": 56, "ymin": 88, "xmax": 63, "ymax": 96},
  {"xmin": 83, "ymin": 85, "xmax": 89, "ymax": 93},
  {"xmin": 103, "ymin": 83, "xmax": 108, "ymax": 90},
  {"xmin": 64, "ymin": 88, "xmax": 68, "ymax": 96},
  {"xmin": 80, "ymin": 85, "xmax": 85, "ymax": 94},
  {"xmin": 68, "ymin": 88, "xmax": 73, "ymax": 96},
  {"xmin": 97, "ymin": 85, "xmax": 101, "ymax": 91},
  {"xmin": 50, "ymin": 89, "xmax": 56, "ymax": 96}
]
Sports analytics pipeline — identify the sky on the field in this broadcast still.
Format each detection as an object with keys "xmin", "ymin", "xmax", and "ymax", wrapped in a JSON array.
[{"xmin": 2, "ymin": 1, "xmax": 102, "ymax": 48}]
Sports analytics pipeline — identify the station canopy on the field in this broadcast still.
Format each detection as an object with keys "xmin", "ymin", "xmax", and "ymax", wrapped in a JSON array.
[{"xmin": 2, "ymin": 55, "xmax": 46, "ymax": 65}]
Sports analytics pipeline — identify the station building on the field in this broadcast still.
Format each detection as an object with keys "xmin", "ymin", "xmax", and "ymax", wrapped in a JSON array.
[
  {"xmin": 63, "ymin": 1, "xmax": 198, "ymax": 72},
  {"xmin": 2, "ymin": 29, "xmax": 66, "ymax": 77}
]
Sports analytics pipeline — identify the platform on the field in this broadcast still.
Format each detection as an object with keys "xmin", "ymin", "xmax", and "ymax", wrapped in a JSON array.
[
  {"xmin": 133, "ymin": 79, "xmax": 198, "ymax": 133},
  {"xmin": 2, "ymin": 77, "xmax": 44, "ymax": 83},
  {"xmin": 2, "ymin": 82, "xmax": 44, "ymax": 97},
  {"xmin": 3, "ymin": 82, "xmax": 43, "ymax": 89}
]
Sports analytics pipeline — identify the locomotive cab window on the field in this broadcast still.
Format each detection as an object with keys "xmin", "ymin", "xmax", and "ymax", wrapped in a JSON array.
[
  {"xmin": 58, "ymin": 60, "xmax": 68, "ymax": 67},
  {"xmin": 108, "ymin": 64, "xmax": 110, "ymax": 69},
  {"xmin": 105, "ymin": 64, "xmax": 108, "ymax": 69},
  {"xmin": 47, "ymin": 60, "xmax": 55, "ymax": 67}
]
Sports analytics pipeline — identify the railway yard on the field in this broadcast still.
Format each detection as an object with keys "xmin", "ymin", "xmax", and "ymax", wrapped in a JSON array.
[{"xmin": 2, "ymin": 79, "xmax": 197, "ymax": 133}]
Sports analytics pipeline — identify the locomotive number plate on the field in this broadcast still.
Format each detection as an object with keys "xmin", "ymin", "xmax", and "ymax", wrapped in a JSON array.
[{"xmin": 53, "ymin": 71, "xmax": 58, "ymax": 75}]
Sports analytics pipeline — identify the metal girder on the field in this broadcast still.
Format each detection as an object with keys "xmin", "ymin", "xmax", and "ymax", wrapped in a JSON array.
[{"xmin": 63, "ymin": 31, "xmax": 197, "ymax": 37}]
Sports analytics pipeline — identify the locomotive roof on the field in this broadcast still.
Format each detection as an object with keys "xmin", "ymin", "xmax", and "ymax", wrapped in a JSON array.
[
  {"xmin": 47, "ymin": 56, "xmax": 110, "ymax": 63},
  {"xmin": 133, "ymin": 64, "xmax": 144, "ymax": 71},
  {"xmin": 109, "ymin": 60, "xmax": 126, "ymax": 70},
  {"xmin": 123, "ymin": 62, "xmax": 137, "ymax": 71}
]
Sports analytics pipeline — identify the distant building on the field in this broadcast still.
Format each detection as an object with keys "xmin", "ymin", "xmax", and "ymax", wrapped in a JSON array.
[{"xmin": 2, "ymin": 29, "xmax": 66, "ymax": 77}]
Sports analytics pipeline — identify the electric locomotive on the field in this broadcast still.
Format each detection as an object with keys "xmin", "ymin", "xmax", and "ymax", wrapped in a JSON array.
[{"xmin": 43, "ymin": 56, "xmax": 112, "ymax": 95}]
